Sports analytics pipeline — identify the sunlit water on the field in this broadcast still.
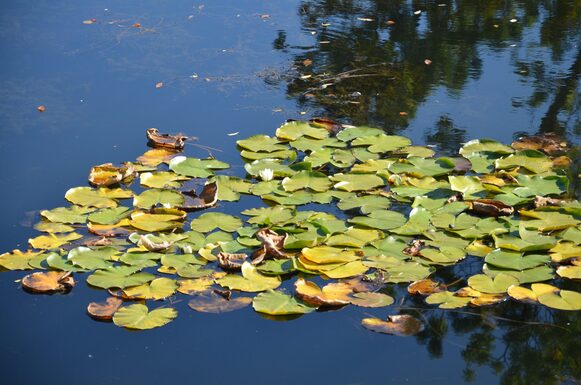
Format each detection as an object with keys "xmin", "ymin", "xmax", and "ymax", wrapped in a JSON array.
[{"xmin": 0, "ymin": 1, "xmax": 579, "ymax": 384}]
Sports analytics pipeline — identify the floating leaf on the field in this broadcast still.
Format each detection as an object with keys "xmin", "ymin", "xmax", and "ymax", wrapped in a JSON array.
[
  {"xmin": 338, "ymin": 195, "xmax": 391, "ymax": 214},
  {"xmin": 169, "ymin": 156, "xmax": 229, "ymax": 178},
  {"xmin": 467, "ymin": 273, "xmax": 519, "ymax": 294},
  {"xmin": 484, "ymin": 249, "xmax": 549, "ymax": 270},
  {"xmin": 495, "ymin": 150, "xmax": 553, "ymax": 173},
  {"xmin": 28, "ymin": 232, "xmax": 82, "ymax": 250},
  {"xmin": 41, "ymin": 206, "xmax": 95, "ymax": 224},
  {"xmin": 113, "ymin": 304, "xmax": 177, "ymax": 330},
  {"xmin": 252, "ymin": 289, "xmax": 316, "ymax": 315},
  {"xmin": 294, "ymin": 278, "xmax": 352, "ymax": 306},
  {"xmin": 137, "ymin": 148, "xmax": 179, "ymax": 167},
  {"xmin": 237, "ymin": 135, "xmax": 288, "ymax": 152},
  {"xmin": 140, "ymin": 171, "xmax": 189, "ymax": 189},
  {"xmin": 216, "ymin": 262, "xmax": 281, "ymax": 292},
  {"xmin": 190, "ymin": 212, "xmax": 242, "ymax": 233},
  {"xmin": 275, "ymin": 121, "xmax": 328, "ymax": 140},
  {"xmin": 557, "ymin": 265, "xmax": 581, "ymax": 280},
  {"xmin": 408, "ymin": 279, "xmax": 445, "ymax": 295},
  {"xmin": 65, "ymin": 187, "xmax": 133, "ymax": 208},
  {"xmin": 336, "ymin": 126, "xmax": 383, "ymax": 142},
  {"xmin": 87, "ymin": 207, "xmax": 132, "ymax": 225},
  {"xmin": 67, "ymin": 246, "xmax": 117, "ymax": 269},
  {"xmin": 459, "ymin": 139, "xmax": 514, "ymax": 155},
  {"xmin": 133, "ymin": 189, "xmax": 184, "ymax": 209},
  {"xmin": 0, "ymin": 250, "xmax": 46, "ymax": 270},
  {"xmin": 351, "ymin": 134, "xmax": 411, "ymax": 153},
  {"xmin": 21, "ymin": 271, "xmax": 74, "ymax": 293},
  {"xmin": 188, "ymin": 291, "xmax": 252, "ymax": 313},
  {"xmin": 331, "ymin": 173, "xmax": 385, "ymax": 192},
  {"xmin": 87, "ymin": 266, "xmax": 155, "ymax": 289},
  {"xmin": 123, "ymin": 278, "xmax": 177, "ymax": 300},
  {"xmin": 282, "ymin": 171, "xmax": 332, "ymax": 192},
  {"xmin": 349, "ymin": 292, "xmax": 394, "ymax": 307},
  {"xmin": 213, "ymin": 175, "xmax": 251, "ymax": 201},
  {"xmin": 348, "ymin": 210, "xmax": 407, "ymax": 230},
  {"xmin": 426, "ymin": 291, "xmax": 472, "ymax": 309},
  {"xmin": 242, "ymin": 206, "xmax": 294, "ymax": 225},
  {"xmin": 361, "ymin": 314, "xmax": 424, "ymax": 336},
  {"xmin": 87, "ymin": 297, "xmax": 124, "ymax": 321},
  {"xmin": 146, "ymin": 128, "xmax": 188, "ymax": 150}
]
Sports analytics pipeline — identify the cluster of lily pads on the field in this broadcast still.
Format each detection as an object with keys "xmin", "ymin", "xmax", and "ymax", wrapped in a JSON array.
[{"xmin": 1, "ymin": 120, "xmax": 580, "ymax": 333}]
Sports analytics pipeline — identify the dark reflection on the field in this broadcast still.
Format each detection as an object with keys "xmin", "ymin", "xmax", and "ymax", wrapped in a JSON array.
[
  {"xmin": 272, "ymin": 0, "xmax": 581, "ymax": 144},
  {"xmin": 403, "ymin": 300, "xmax": 581, "ymax": 385}
]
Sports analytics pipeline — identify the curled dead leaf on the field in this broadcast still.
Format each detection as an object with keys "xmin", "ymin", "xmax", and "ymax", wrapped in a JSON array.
[
  {"xmin": 83, "ymin": 237, "xmax": 113, "ymax": 247},
  {"xmin": 89, "ymin": 163, "xmax": 135, "ymax": 187},
  {"xmin": 155, "ymin": 82, "xmax": 164, "ymax": 89},
  {"xmin": 37, "ymin": 105, "xmax": 46, "ymax": 112},
  {"xmin": 178, "ymin": 181, "xmax": 218, "ymax": 211},
  {"xmin": 140, "ymin": 234, "xmax": 173, "ymax": 252},
  {"xmin": 469, "ymin": 199, "xmax": 514, "ymax": 217},
  {"xmin": 255, "ymin": 228, "xmax": 289, "ymax": 260},
  {"xmin": 294, "ymin": 277, "xmax": 352, "ymax": 307},
  {"xmin": 403, "ymin": 239, "xmax": 425, "ymax": 256},
  {"xmin": 87, "ymin": 297, "xmax": 124, "ymax": 321},
  {"xmin": 408, "ymin": 278, "xmax": 445, "ymax": 295},
  {"xmin": 217, "ymin": 252, "xmax": 249, "ymax": 271},
  {"xmin": 534, "ymin": 196, "xmax": 562, "ymax": 208},
  {"xmin": 361, "ymin": 314, "xmax": 424, "ymax": 336},
  {"xmin": 22, "ymin": 271, "xmax": 75, "ymax": 294},
  {"xmin": 309, "ymin": 117, "xmax": 343, "ymax": 135},
  {"xmin": 146, "ymin": 128, "xmax": 188, "ymax": 150},
  {"xmin": 512, "ymin": 133, "xmax": 568, "ymax": 157},
  {"xmin": 188, "ymin": 290, "xmax": 252, "ymax": 313},
  {"xmin": 424, "ymin": 59, "xmax": 432, "ymax": 65}
]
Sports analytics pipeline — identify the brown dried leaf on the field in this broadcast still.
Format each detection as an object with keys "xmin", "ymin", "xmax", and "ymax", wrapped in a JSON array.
[
  {"xmin": 137, "ymin": 148, "xmax": 179, "ymax": 167},
  {"xmin": 87, "ymin": 297, "xmax": 123, "ymax": 321},
  {"xmin": 188, "ymin": 290, "xmax": 252, "ymax": 313},
  {"xmin": 534, "ymin": 195, "xmax": 562, "ymax": 208},
  {"xmin": 309, "ymin": 117, "xmax": 343, "ymax": 135},
  {"xmin": 37, "ymin": 105, "xmax": 46, "ymax": 112},
  {"xmin": 22, "ymin": 271, "xmax": 75, "ymax": 294},
  {"xmin": 403, "ymin": 239, "xmax": 425, "ymax": 256},
  {"xmin": 140, "ymin": 235, "xmax": 173, "ymax": 252},
  {"xmin": 512, "ymin": 133, "xmax": 568, "ymax": 156},
  {"xmin": 155, "ymin": 82, "xmax": 164, "ymax": 89},
  {"xmin": 408, "ymin": 278, "xmax": 445, "ymax": 295},
  {"xmin": 361, "ymin": 314, "xmax": 424, "ymax": 336},
  {"xmin": 256, "ymin": 228, "xmax": 289, "ymax": 259},
  {"xmin": 469, "ymin": 199, "xmax": 514, "ymax": 217},
  {"xmin": 294, "ymin": 277, "xmax": 352, "ymax": 307},
  {"xmin": 178, "ymin": 182, "xmax": 218, "ymax": 211},
  {"xmin": 217, "ymin": 252, "xmax": 249, "ymax": 271},
  {"xmin": 146, "ymin": 128, "xmax": 188, "ymax": 150},
  {"xmin": 89, "ymin": 163, "xmax": 135, "ymax": 187}
]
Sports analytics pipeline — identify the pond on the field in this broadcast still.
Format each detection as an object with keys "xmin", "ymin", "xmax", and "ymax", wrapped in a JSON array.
[{"xmin": 0, "ymin": 1, "xmax": 579, "ymax": 384}]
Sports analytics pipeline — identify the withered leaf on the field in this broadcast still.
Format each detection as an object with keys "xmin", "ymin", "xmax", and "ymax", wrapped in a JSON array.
[
  {"xmin": 21, "ymin": 271, "xmax": 75, "ymax": 294},
  {"xmin": 217, "ymin": 252, "xmax": 249, "ymax": 271},
  {"xmin": 87, "ymin": 297, "xmax": 124, "ymax": 321},
  {"xmin": 178, "ymin": 181, "xmax": 218, "ymax": 211},
  {"xmin": 403, "ymin": 239, "xmax": 425, "ymax": 256},
  {"xmin": 469, "ymin": 199, "xmax": 514, "ymax": 217},
  {"xmin": 140, "ymin": 234, "xmax": 173, "ymax": 252},
  {"xmin": 309, "ymin": 117, "xmax": 343, "ymax": 135},
  {"xmin": 361, "ymin": 314, "xmax": 424, "ymax": 336},
  {"xmin": 146, "ymin": 128, "xmax": 188, "ymax": 150},
  {"xmin": 512, "ymin": 133, "xmax": 568, "ymax": 157},
  {"xmin": 89, "ymin": 163, "xmax": 135, "ymax": 187},
  {"xmin": 408, "ymin": 278, "xmax": 446, "ymax": 295},
  {"xmin": 188, "ymin": 290, "xmax": 252, "ymax": 313},
  {"xmin": 255, "ymin": 228, "xmax": 289, "ymax": 260}
]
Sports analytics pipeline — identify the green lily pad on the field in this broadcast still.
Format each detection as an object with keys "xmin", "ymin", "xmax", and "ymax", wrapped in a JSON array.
[
  {"xmin": 169, "ymin": 156, "xmax": 229, "ymax": 178},
  {"xmin": 87, "ymin": 266, "xmax": 155, "ymax": 289},
  {"xmin": 326, "ymin": 228, "xmax": 382, "ymax": 247},
  {"xmin": 512, "ymin": 175, "xmax": 568, "ymax": 197},
  {"xmin": 242, "ymin": 206, "xmax": 294, "ymax": 225},
  {"xmin": 290, "ymin": 136, "xmax": 346, "ymax": 152},
  {"xmin": 216, "ymin": 262, "xmax": 281, "ymax": 292},
  {"xmin": 459, "ymin": 139, "xmax": 514, "ymax": 155},
  {"xmin": 282, "ymin": 171, "xmax": 332, "ymax": 192},
  {"xmin": 275, "ymin": 121, "xmax": 329, "ymax": 140},
  {"xmin": 338, "ymin": 195, "xmax": 391, "ymax": 214},
  {"xmin": 87, "ymin": 207, "xmax": 132, "ymax": 225},
  {"xmin": 468, "ymin": 273, "xmax": 519, "ymax": 294},
  {"xmin": 133, "ymin": 189, "xmax": 184, "ymax": 209},
  {"xmin": 426, "ymin": 291, "xmax": 472, "ymax": 309},
  {"xmin": 0, "ymin": 250, "xmax": 46, "ymax": 270},
  {"xmin": 331, "ymin": 173, "xmax": 385, "ymax": 192},
  {"xmin": 212, "ymin": 175, "xmax": 252, "ymax": 201},
  {"xmin": 190, "ymin": 212, "xmax": 242, "ymax": 233},
  {"xmin": 41, "ymin": 206, "xmax": 95, "ymax": 224},
  {"xmin": 351, "ymin": 134, "xmax": 411, "ymax": 153},
  {"xmin": 140, "ymin": 171, "xmax": 189, "ymax": 189},
  {"xmin": 65, "ymin": 187, "xmax": 133, "ymax": 208},
  {"xmin": 495, "ymin": 150, "xmax": 553, "ymax": 174},
  {"xmin": 123, "ymin": 277, "xmax": 178, "ymax": 300},
  {"xmin": 67, "ymin": 246, "xmax": 117, "ymax": 270},
  {"xmin": 484, "ymin": 249, "xmax": 549, "ymax": 270},
  {"xmin": 336, "ymin": 126, "xmax": 383, "ymax": 142},
  {"xmin": 484, "ymin": 263, "xmax": 554, "ymax": 284},
  {"xmin": 113, "ymin": 304, "xmax": 177, "ymax": 330},
  {"xmin": 348, "ymin": 210, "xmax": 407, "ymax": 230},
  {"xmin": 237, "ymin": 135, "xmax": 288, "ymax": 152},
  {"xmin": 252, "ymin": 289, "xmax": 316, "ymax": 315}
]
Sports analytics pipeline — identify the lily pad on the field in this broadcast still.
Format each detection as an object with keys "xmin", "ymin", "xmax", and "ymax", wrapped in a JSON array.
[
  {"xmin": 113, "ymin": 304, "xmax": 177, "ymax": 330},
  {"xmin": 252, "ymin": 290, "xmax": 316, "ymax": 315}
]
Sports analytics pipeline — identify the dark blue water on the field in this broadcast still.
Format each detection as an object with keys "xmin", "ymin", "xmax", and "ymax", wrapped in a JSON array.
[{"xmin": 0, "ymin": 1, "xmax": 579, "ymax": 384}]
